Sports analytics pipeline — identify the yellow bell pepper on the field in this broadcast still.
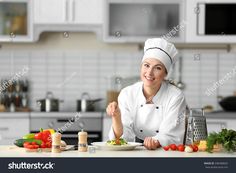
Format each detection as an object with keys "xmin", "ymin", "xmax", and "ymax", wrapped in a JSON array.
[{"xmin": 43, "ymin": 129, "xmax": 55, "ymax": 134}]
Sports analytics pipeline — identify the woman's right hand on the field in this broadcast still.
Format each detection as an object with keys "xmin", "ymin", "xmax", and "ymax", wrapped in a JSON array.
[
  {"xmin": 106, "ymin": 101, "xmax": 123, "ymax": 139},
  {"xmin": 106, "ymin": 101, "xmax": 121, "ymax": 118}
]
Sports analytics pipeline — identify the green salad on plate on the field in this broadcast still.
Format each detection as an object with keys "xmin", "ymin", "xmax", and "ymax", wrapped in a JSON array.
[{"xmin": 107, "ymin": 138, "xmax": 128, "ymax": 145}]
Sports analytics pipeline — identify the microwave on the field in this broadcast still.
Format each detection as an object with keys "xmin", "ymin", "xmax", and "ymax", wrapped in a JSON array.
[{"xmin": 197, "ymin": 2, "xmax": 236, "ymax": 35}]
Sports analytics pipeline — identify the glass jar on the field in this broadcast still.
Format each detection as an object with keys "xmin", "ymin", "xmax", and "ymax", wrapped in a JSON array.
[{"xmin": 106, "ymin": 76, "xmax": 122, "ymax": 106}]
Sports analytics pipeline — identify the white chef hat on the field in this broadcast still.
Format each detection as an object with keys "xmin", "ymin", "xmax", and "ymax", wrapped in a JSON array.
[{"xmin": 142, "ymin": 38, "xmax": 178, "ymax": 73}]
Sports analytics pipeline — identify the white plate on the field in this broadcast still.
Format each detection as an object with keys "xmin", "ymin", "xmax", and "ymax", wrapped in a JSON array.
[{"xmin": 91, "ymin": 142, "xmax": 142, "ymax": 151}]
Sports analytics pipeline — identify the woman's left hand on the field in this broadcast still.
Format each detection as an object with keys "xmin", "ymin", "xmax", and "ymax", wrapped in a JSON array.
[{"xmin": 144, "ymin": 137, "xmax": 160, "ymax": 150}]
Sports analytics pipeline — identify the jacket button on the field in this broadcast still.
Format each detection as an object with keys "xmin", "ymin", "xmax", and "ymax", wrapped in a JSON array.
[
  {"xmin": 156, "ymin": 107, "xmax": 159, "ymax": 109},
  {"xmin": 156, "ymin": 130, "xmax": 159, "ymax": 133},
  {"xmin": 140, "ymin": 130, "xmax": 143, "ymax": 132}
]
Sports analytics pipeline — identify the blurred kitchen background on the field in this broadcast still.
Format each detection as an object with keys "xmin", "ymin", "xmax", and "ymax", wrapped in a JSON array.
[
  {"xmin": 0, "ymin": 0, "xmax": 236, "ymax": 145},
  {"xmin": 0, "ymin": 47, "xmax": 236, "ymax": 112}
]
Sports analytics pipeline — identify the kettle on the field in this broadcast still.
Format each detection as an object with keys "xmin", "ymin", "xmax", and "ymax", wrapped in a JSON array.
[{"xmin": 185, "ymin": 108, "xmax": 208, "ymax": 145}]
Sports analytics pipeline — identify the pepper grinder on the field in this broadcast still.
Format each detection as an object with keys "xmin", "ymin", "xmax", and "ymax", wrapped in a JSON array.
[
  {"xmin": 52, "ymin": 132, "xmax": 61, "ymax": 153},
  {"xmin": 78, "ymin": 129, "xmax": 88, "ymax": 152}
]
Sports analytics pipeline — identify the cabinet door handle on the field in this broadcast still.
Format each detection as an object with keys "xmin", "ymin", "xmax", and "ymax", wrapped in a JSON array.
[
  {"xmin": 72, "ymin": 0, "xmax": 75, "ymax": 22},
  {"xmin": 65, "ymin": 0, "xmax": 69, "ymax": 22},
  {"xmin": 57, "ymin": 119, "xmax": 75, "ymax": 123},
  {"xmin": 0, "ymin": 127, "xmax": 9, "ymax": 131}
]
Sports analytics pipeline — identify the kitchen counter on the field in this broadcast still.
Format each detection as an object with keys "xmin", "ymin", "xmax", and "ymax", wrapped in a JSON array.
[
  {"xmin": 30, "ymin": 112, "xmax": 102, "ymax": 118},
  {"xmin": 0, "ymin": 112, "xmax": 30, "ymax": 118},
  {"xmin": 1, "ymin": 111, "xmax": 235, "ymax": 119},
  {"xmin": 205, "ymin": 111, "xmax": 236, "ymax": 119},
  {"xmin": 1, "ymin": 146, "xmax": 236, "ymax": 158}
]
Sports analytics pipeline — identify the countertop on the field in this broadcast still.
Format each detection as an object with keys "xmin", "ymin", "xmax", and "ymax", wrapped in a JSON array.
[
  {"xmin": 0, "ymin": 111, "xmax": 235, "ymax": 119},
  {"xmin": 0, "ymin": 145, "xmax": 236, "ymax": 158}
]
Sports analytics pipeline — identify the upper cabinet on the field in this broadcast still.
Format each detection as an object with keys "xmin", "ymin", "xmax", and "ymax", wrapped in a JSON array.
[
  {"xmin": 34, "ymin": 0, "xmax": 103, "ymax": 25},
  {"xmin": 0, "ymin": 0, "xmax": 33, "ymax": 42},
  {"xmin": 186, "ymin": 0, "xmax": 236, "ymax": 43},
  {"xmin": 103, "ymin": 0, "xmax": 186, "ymax": 43}
]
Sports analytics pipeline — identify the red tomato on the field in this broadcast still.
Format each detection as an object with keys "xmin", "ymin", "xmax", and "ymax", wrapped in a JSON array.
[
  {"xmin": 115, "ymin": 139, "xmax": 121, "ymax": 145},
  {"xmin": 32, "ymin": 145, "xmax": 39, "ymax": 149},
  {"xmin": 23, "ymin": 142, "xmax": 31, "ymax": 148},
  {"xmin": 177, "ymin": 144, "xmax": 185, "ymax": 152},
  {"xmin": 40, "ymin": 143, "xmax": 46, "ymax": 148},
  {"xmin": 26, "ymin": 145, "xmax": 34, "ymax": 149},
  {"xmin": 169, "ymin": 144, "xmax": 177, "ymax": 151},
  {"xmin": 31, "ymin": 142, "xmax": 37, "ymax": 145},
  {"xmin": 190, "ymin": 145, "xmax": 198, "ymax": 152},
  {"xmin": 163, "ymin": 146, "xmax": 170, "ymax": 151}
]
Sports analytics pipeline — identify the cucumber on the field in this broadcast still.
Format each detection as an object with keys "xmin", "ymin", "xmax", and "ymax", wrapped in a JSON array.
[{"xmin": 14, "ymin": 139, "xmax": 42, "ymax": 147}]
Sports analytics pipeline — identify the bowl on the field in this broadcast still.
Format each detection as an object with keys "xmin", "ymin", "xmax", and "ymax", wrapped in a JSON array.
[{"xmin": 219, "ymin": 96, "xmax": 236, "ymax": 112}]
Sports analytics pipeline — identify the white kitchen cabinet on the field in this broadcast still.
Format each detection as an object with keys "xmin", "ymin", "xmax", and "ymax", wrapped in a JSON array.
[
  {"xmin": 0, "ymin": 0, "xmax": 33, "ymax": 42},
  {"xmin": 34, "ymin": 0, "xmax": 66, "ymax": 24},
  {"xmin": 73, "ymin": 0, "xmax": 103, "ymax": 24},
  {"xmin": 34, "ymin": 0, "xmax": 103, "ymax": 25},
  {"xmin": 104, "ymin": 0, "xmax": 186, "ymax": 43},
  {"xmin": 0, "ymin": 116, "xmax": 30, "ymax": 145},
  {"xmin": 102, "ymin": 116, "xmax": 112, "ymax": 141}
]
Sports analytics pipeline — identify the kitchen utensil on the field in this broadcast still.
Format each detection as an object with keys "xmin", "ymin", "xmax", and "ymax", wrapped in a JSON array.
[
  {"xmin": 176, "ymin": 56, "xmax": 185, "ymax": 90},
  {"xmin": 37, "ymin": 91, "xmax": 63, "ymax": 112},
  {"xmin": 64, "ymin": 145, "xmax": 78, "ymax": 151},
  {"xmin": 77, "ymin": 92, "xmax": 102, "ymax": 112},
  {"xmin": 185, "ymin": 108, "xmax": 208, "ymax": 145},
  {"xmin": 77, "ymin": 99, "xmax": 103, "ymax": 112},
  {"xmin": 219, "ymin": 96, "xmax": 236, "ymax": 112},
  {"xmin": 106, "ymin": 76, "xmax": 122, "ymax": 105},
  {"xmin": 91, "ymin": 142, "xmax": 142, "ymax": 151}
]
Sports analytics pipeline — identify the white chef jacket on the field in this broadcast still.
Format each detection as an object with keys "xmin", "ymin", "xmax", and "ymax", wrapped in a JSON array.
[{"xmin": 109, "ymin": 80, "xmax": 187, "ymax": 146}]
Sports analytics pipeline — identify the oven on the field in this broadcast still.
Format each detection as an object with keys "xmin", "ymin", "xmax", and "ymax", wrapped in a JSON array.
[{"xmin": 30, "ymin": 112, "xmax": 102, "ymax": 145}]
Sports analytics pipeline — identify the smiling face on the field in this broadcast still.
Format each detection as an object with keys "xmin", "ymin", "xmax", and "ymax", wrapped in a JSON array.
[{"xmin": 140, "ymin": 58, "xmax": 167, "ymax": 90}]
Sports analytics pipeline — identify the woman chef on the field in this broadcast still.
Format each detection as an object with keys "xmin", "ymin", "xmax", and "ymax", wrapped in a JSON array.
[{"xmin": 106, "ymin": 38, "xmax": 187, "ymax": 150}]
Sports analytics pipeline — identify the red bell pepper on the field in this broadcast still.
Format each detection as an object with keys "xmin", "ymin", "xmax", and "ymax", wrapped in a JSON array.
[{"xmin": 34, "ymin": 128, "xmax": 52, "ymax": 143}]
